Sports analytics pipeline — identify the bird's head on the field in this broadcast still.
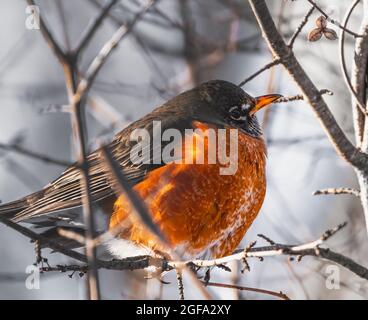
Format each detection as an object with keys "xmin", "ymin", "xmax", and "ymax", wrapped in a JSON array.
[{"xmin": 195, "ymin": 80, "xmax": 282, "ymax": 137}]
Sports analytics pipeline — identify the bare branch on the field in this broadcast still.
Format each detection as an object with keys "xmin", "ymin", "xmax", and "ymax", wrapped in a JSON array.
[
  {"xmin": 339, "ymin": 0, "xmax": 368, "ymax": 139},
  {"xmin": 168, "ymin": 223, "xmax": 368, "ymax": 281},
  {"xmin": 0, "ymin": 218, "xmax": 87, "ymax": 263},
  {"xmin": 350, "ymin": 1, "xmax": 368, "ymax": 146},
  {"xmin": 180, "ymin": 0, "xmax": 201, "ymax": 86},
  {"xmin": 73, "ymin": 0, "xmax": 158, "ymax": 105},
  {"xmin": 0, "ymin": 142, "xmax": 72, "ymax": 167},
  {"xmin": 306, "ymin": 0, "xmax": 363, "ymax": 38},
  {"xmin": 238, "ymin": 59, "xmax": 281, "ymax": 87},
  {"xmin": 64, "ymin": 59, "xmax": 101, "ymax": 301},
  {"xmin": 21, "ymin": 0, "xmax": 160, "ymax": 300},
  {"xmin": 313, "ymin": 188, "xmax": 361, "ymax": 197},
  {"xmin": 203, "ymin": 281, "xmax": 290, "ymax": 300},
  {"xmin": 74, "ymin": 0, "xmax": 119, "ymax": 56},
  {"xmin": 353, "ymin": 0, "xmax": 368, "ymax": 240},
  {"xmin": 26, "ymin": 0, "xmax": 67, "ymax": 63},
  {"xmin": 248, "ymin": 0, "xmax": 368, "ymax": 171},
  {"xmin": 19, "ymin": 221, "xmax": 368, "ymax": 282},
  {"xmin": 274, "ymin": 89, "xmax": 333, "ymax": 103},
  {"xmin": 56, "ymin": 0, "xmax": 71, "ymax": 51},
  {"xmin": 288, "ymin": 6, "xmax": 315, "ymax": 48},
  {"xmin": 169, "ymin": 223, "xmax": 347, "ymax": 269},
  {"xmin": 176, "ymin": 269, "xmax": 185, "ymax": 300},
  {"xmin": 58, "ymin": 228, "xmax": 86, "ymax": 244},
  {"xmin": 257, "ymin": 233, "xmax": 276, "ymax": 245}
]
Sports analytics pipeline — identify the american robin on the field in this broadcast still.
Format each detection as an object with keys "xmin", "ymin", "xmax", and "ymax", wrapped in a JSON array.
[{"xmin": 0, "ymin": 80, "xmax": 281, "ymax": 260}]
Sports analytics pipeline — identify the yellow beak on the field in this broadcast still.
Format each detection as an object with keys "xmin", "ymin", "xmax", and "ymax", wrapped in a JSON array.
[{"xmin": 250, "ymin": 94, "xmax": 283, "ymax": 115}]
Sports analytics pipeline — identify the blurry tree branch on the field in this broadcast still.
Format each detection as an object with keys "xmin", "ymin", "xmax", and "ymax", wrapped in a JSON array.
[
  {"xmin": 180, "ymin": 0, "xmax": 201, "ymax": 86},
  {"xmin": 0, "ymin": 142, "xmax": 72, "ymax": 167},
  {"xmin": 288, "ymin": 6, "xmax": 315, "ymax": 48},
  {"xmin": 339, "ymin": 0, "xmax": 368, "ymax": 140},
  {"xmin": 74, "ymin": 0, "xmax": 119, "ymax": 56},
  {"xmin": 239, "ymin": 2, "xmax": 317, "ymax": 87},
  {"xmin": 0, "ymin": 218, "xmax": 87, "ymax": 262},
  {"xmin": 18, "ymin": 0, "xmax": 159, "ymax": 300},
  {"xmin": 74, "ymin": 0, "xmax": 158, "ymax": 105},
  {"xmin": 239, "ymin": 59, "xmax": 281, "ymax": 87},
  {"xmin": 26, "ymin": 0, "xmax": 67, "ymax": 63}
]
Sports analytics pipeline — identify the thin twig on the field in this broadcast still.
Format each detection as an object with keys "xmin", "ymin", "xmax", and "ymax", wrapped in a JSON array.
[
  {"xmin": 288, "ymin": 6, "xmax": 315, "ymax": 48},
  {"xmin": 248, "ymin": 0, "xmax": 368, "ymax": 171},
  {"xmin": 180, "ymin": 0, "xmax": 201, "ymax": 86},
  {"xmin": 58, "ymin": 228, "xmax": 86, "ymax": 244},
  {"xmin": 339, "ymin": 0, "xmax": 368, "ymax": 122},
  {"xmin": 313, "ymin": 188, "xmax": 361, "ymax": 197},
  {"xmin": 306, "ymin": 0, "xmax": 363, "ymax": 38},
  {"xmin": 22, "ymin": 221, "xmax": 368, "ymax": 281},
  {"xmin": 0, "ymin": 142, "xmax": 72, "ymax": 167},
  {"xmin": 73, "ymin": 0, "xmax": 158, "ymax": 106},
  {"xmin": 274, "ymin": 89, "xmax": 333, "ymax": 103},
  {"xmin": 0, "ymin": 218, "xmax": 88, "ymax": 262},
  {"xmin": 203, "ymin": 281, "xmax": 290, "ymax": 300},
  {"xmin": 176, "ymin": 269, "xmax": 185, "ymax": 300},
  {"xmin": 238, "ymin": 59, "xmax": 281, "ymax": 87},
  {"xmin": 26, "ymin": 0, "xmax": 67, "ymax": 63},
  {"xmin": 257, "ymin": 234, "xmax": 276, "ymax": 245},
  {"xmin": 74, "ymin": 0, "xmax": 119, "ymax": 55},
  {"xmin": 346, "ymin": 0, "xmax": 368, "ymax": 144}
]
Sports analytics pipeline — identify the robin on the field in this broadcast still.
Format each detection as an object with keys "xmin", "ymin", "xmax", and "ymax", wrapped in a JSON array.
[{"xmin": 0, "ymin": 80, "xmax": 281, "ymax": 260}]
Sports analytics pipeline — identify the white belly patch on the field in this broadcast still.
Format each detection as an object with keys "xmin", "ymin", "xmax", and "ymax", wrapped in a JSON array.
[{"xmin": 106, "ymin": 238, "xmax": 153, "ymax": 259}]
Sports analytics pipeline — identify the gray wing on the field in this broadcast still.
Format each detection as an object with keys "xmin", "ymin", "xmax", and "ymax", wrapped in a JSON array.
[
  {"xmin": 9, "ymin": 138, "xmax": 140, "ymax": 222},
  {"xmin": 0, "ymin": 104, "xmax": 194, "ymax": 223}
]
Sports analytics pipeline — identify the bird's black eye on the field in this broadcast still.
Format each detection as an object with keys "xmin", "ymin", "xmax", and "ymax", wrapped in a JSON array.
[{"xmin": 229, "ymin": 106, "xmax": 243, "ymax": 121}]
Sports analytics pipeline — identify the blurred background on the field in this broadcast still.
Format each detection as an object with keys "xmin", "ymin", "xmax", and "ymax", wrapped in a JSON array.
[{"xmin": 0, "ymin": 0, "xmax": 367, "ymax": 299}]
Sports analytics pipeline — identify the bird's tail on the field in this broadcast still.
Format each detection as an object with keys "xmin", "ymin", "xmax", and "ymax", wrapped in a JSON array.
[
  {"xmin": 0, "ymin": 193, "xmax": 88, "ymax": 251},
  {"xmin": 0, "ymin": 190, "xmax": 44, "ymax": 219}
]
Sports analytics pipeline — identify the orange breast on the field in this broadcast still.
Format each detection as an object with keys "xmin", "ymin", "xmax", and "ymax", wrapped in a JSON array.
[{"xmin": 109, "ymin": 122, "xmax": 267, "ymax": 259}]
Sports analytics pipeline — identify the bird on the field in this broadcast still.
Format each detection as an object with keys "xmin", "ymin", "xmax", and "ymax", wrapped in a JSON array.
[{"xmin": 0, "ymin": 80, "xmax": 281, "ymax": 260}]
